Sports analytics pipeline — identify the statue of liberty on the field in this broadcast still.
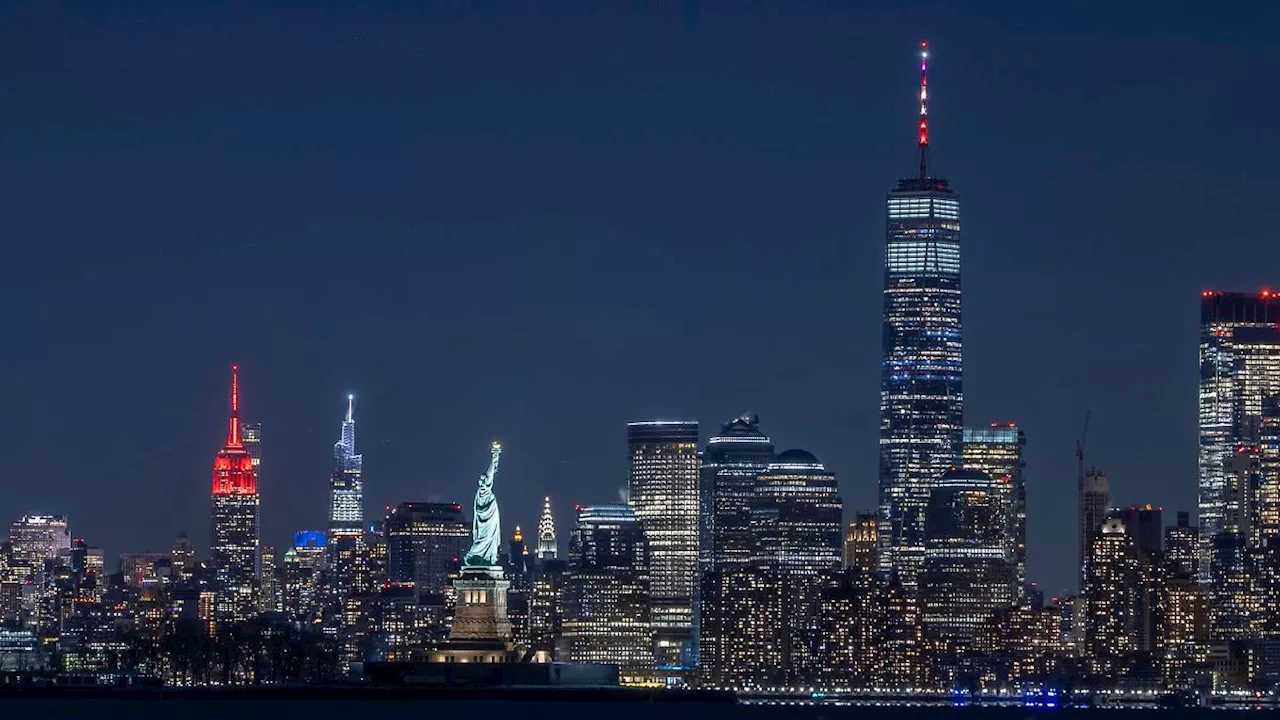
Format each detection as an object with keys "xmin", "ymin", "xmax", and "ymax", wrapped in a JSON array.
[{"xmin": 463, "ymin": 440, "xmax": 503, "ymax": 568}]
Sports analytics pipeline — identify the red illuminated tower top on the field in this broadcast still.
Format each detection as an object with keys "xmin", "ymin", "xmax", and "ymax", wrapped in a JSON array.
[
  {"xmin": 917, "ymin": 39, "xmax": 930, "ymax": 179},
  {"xmin": 212, "ymin": 364, "xmax": 257, "ymax": 495}
]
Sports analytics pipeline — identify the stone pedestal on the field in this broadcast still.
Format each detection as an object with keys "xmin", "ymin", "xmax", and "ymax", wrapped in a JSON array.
[{"xmin": 448, "ymin": 565, "xmax": 514, "ymax": 643}]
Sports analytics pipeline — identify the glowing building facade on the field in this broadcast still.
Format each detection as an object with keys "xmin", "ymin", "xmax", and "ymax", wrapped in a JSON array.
[
  {"xmin": 879, "ymin": 42, "xmax": 963, "ymax": 591},
  {"xmin": 700, "ymin": 414, "xmax": 774, "ymax": 571},
  {"xmin": 962, "ymin": 423, "xmax": 1026, "ymax": 588},
  {"xmin": 384, "ymin": 502, "xmax": 468, "ymax": 600},
  {"xmin": 210, "ymin": 364, "xmax": 260, "ymax": 623},
  {"xmin": 844, "ymin": 512, "xmax": 878, "ymax": 574},
  {"xmin": 561, "ymin": 504, "xmax": 653, "ymax": 680},
  {"xmin": 919, "ymin": 468, "xmax": 1015, "ymax": 647},
  {"xmin": 329, "ymin": 394, "xmax": 364, "ymax": 540},
  {"xmin": 1199, "ymin": 291, "xmax": 1280, "ymax": 583},
  {"xmin": 751, "ymin": 449, "xmax": 843, "ymax": 576},
  {"xmin": 627, "ymin": 420, "xmax": 699, "ymax": 670},
  {"xmin": 537, "ymin": 497, "xmax": 557, "ymax": 560}
]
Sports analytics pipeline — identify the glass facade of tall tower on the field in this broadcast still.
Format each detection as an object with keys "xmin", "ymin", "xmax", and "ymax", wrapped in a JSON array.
[
  {"xmin": 1198, "ymin": 291, "xmax": 1280, "ymax": 583},
  {"xmin": 561, "ymin": 504, "xmax": 653, "ymax": 681},
  {"xmin": 329, "ymin": 395, "xmax": 364, "ymax": 540},
  {"xmin": 878, "ymin": 176, "xmax": 963, "ymax": 591},
  {"xmin": 919, "ymin": 468, "xmax": 1015, "ymax": 647},
  {"xmin": 962, "ymin": 424, "xmax": 1026, "ymax": 589},
  {"xmin": 700, "ymin": 414, "xmax": 774, "ymax": 572},
  {"xmin": 627, "ymin": 420, "xmax": 699, "ymax": 671}
]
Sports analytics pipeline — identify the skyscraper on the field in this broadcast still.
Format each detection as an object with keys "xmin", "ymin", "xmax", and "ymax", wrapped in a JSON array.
[
  {"xmin": 561, "ymin": 504, "xmax": 653, "ymax": 681},
  {"xmin": 919, "ymin": 468, "xmax": 1015, "ymax": 647},
  {"xmin": 700, "ymin": 414, "xmax": 774, "ymax": 571},
  {"xmin": 844, "ymin": 512, "xmax": 878, "ymax": 574},
  {"xmin": 537, "ymin": 497, "xmax": 557, "ymax": 560},
  {"xmin": 210, "ymin": 364, "xmax": 260, "ymax": 623},
  {"xmin": 962, "ymin": 423, "xmax": 1027, "ymax": 589},
  {"xmin": 878, "ymin": 41, "xmax": 964, "ymax": 591},
  {"xmin": 1079, "ymin": 469, "xmax": 1110, "ymax": 590},
  {"xmin": 627, "ymin": 420, "xmax": 699, "ymax": 671},
  {"xmin": 240, "ymin": 422, "xmax": 262, "ymax": 470},
  {"xmin": 329, "ymin": 393, "xmax": 364, "ymax": 541},
  {"xmin": 751, "ymin": 449, "xmax": 844, "ymax": 576},
  {"xmin": 383, "ymin": 502, "xmax": 468, "ymax": 601},
  {"xmin": 1199, "ymin": 291, "xmax": 1280, "ymax": 583}
]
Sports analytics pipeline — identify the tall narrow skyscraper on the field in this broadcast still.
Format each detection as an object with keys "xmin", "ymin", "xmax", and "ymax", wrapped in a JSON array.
[
  {"xmin": 537, "ymin": 497, "xmax": 557, "ymax": 560},
  {"xmin": 1198, "ymin": 291, "xmax": 1280, "ymax": 583},
  {"xmin": 329, "ymin": 393, "xmax": 364, "ymax": 540},
  {"xmin": 210, "ymin": 364, "xmax": 260, "ymax": 623},
  {"xmin": 962, "ymin": 423, "xmax": 1027, "ymax": 589},
  {"xmin": 627, "ymin": 420, "xmax": 699, "ymax": 671},
  {"xmin": 700, "ymin": 414, "xmax": 774, "ymax": 572},
  {"xmin": 878, "ymin": 41, "xmax": 963, "ymax": 590}
]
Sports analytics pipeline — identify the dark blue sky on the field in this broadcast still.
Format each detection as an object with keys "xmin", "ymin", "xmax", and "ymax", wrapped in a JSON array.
[{"xmin": 2, "ymin": 2, "xmax": 1277, "ymax": 594}]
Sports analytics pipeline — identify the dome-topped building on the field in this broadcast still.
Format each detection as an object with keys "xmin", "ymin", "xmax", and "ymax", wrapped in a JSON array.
[{"xmin": 750, "ymin": 449, "xmax": 843, "ymax": 575}]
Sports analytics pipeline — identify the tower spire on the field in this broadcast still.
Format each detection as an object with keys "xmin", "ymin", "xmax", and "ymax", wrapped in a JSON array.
[
  {"xmin": 346, "ymin": 393, "xmax": 354, "ymax": 423},
  {"xmin": 917, "ymin": 40, "xmax": 929, "ymax": 179},
  {"xmin": 227, "ymin": 364, "xmax": 241, "ymax": 446}
]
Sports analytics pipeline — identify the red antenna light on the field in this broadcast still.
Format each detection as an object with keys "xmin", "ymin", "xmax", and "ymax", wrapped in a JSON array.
[
  {"xmin": 228, "ymin": 364, "xmax": 241, "ymax": 446},
  {"xmin": 917, "ymin": 40, "xmax": 930, "ymax": 179}
]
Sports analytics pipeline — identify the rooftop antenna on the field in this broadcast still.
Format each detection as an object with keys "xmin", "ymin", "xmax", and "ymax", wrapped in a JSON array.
[{"xmin": 917, "ymin": 40, "xmax": 930, "ymax": 180}]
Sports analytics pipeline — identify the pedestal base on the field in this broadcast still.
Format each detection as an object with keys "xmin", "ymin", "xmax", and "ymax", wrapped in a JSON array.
[{"xmin": 448, "ymin": 565, "xmax": 514, "ymax": 644}]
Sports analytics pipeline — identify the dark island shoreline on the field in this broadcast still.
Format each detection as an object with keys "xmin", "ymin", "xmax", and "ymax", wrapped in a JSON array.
[{"xmin": 0, "ymin": 685, "xmax": 738, "ymax": 703}]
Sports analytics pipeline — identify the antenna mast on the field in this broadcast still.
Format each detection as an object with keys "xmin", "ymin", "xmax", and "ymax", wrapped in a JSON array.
[{"xmin": 918, "ymin": 40, "xmax": 930, "ymax": 180}]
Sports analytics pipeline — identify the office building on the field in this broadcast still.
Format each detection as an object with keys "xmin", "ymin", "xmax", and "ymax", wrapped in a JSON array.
[
  {"xmin": 844, "ymin": 512, "xmax": 878, "ymax": 574},
  {"xmin": 919, "ymin": 468, "xmax": 1016, "ymax": 647},
  {"xmin": 560, "ymin": 504, "xmax": 652, "ymax": 681},
  {"xmin": 329, "ymin": 394, "xmax": 364, "ymax": 540},
  {"xmin": 210, "ymin": 364, "xmax": 260, "ymax": 623},
  {"xmin": 879, "ymin": 41, "xmax": 964, "ymax": 591},
  {"xmin": 962, "ymin": 423, "xmax": 1026, "ymax": 588},
  {"xmin": 751, "ymin": 449, "xmax": 843, "ymax": 576},
  {"xmin": 700, "ymin": 413, "xmax": 774, "ymax": 571},
  {"xmin": 627, "ymin": 420, "xmax": 699, "ymax": 670},
  {"xmin": 1199, "ymin": 291, "xmax": 1280, "ymax": 583},
  {"xmin": 384, "ymin": 502, "xmax": 468, "ymax": 600}
]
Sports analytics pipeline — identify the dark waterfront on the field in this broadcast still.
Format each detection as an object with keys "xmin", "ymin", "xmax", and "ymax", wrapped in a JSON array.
[{"xmin": 0, "ymin": 694, "xmax": 1269, "ymax": 718}]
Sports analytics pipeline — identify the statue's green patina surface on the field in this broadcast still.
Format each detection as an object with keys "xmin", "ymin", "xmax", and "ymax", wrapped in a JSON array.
[{"xmin": 463, "ymin": 441, "xmax": 503, "ymax": 568}]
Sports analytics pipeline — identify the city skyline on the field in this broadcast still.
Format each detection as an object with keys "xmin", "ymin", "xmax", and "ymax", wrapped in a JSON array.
[{"xmin": 4, "ymin": 3, "xmax": 1277, "ymax": 597}]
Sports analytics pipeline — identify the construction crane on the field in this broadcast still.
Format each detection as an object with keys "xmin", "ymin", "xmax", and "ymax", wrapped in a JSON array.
[{"xmin": 1076, "ymin": 409, "xmax": 1091, "ymax": 485}]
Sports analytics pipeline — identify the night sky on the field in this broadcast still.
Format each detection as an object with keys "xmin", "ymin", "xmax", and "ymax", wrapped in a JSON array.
[{"xmin": 3, "ymin": 2, "xmax": 1277, "ymax": 594}]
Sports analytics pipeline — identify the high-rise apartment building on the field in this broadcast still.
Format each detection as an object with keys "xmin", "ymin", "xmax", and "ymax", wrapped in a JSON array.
[
  {"xmin": 210, "ymin": 364, "xmax": 260, "ymax": 623},
  {"xmin": 1079, "ymin": 469, "xmax": 1110, "ymax": 590},
  {"xmin": 627, "ymin": 420, "xmax": 699, "ymax": 670},
  {"xmin": 329, "ymin": 394, "xmax": 364, "ymax": 540},
  {"xmin": 1084, "ymin": 517, "xmax": 1139, "ymax": 677},
  {"xmin": 962, "ymin": 423, "xmax": 1027, "ymax": 588},
  {"xmin": 879, "ymin": 42, "xmax": 964, "ymax": 591},
  {"xmin": 1199, "ymin": 291, "xmax": 1280, "ymax": 583},
  {"xmin": 700, "ymin": 414, "xmax": 774, "ymax": 571}
]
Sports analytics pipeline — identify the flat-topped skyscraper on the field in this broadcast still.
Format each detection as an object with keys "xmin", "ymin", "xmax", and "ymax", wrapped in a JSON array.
[{"xmin": 627, "ymin": 420, "xmax": 699, "ymax": 670}]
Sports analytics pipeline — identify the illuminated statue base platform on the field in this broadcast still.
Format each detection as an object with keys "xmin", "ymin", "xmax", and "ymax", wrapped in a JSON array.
[{"xmin": 432, "ymin": 565, "xmax": 516, "ymax": 662}]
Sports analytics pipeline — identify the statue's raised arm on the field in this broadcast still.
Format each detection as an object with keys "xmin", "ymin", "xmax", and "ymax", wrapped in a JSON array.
[{"xmin": 463, "ymin": 440, "xmax": 503, "ymax": 568}]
